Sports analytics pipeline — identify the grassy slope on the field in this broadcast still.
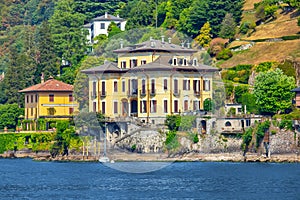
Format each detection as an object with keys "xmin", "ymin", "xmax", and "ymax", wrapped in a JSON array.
[{"xmin": 219, "ymin": 0, "xmax": 300, "ymax": 68}]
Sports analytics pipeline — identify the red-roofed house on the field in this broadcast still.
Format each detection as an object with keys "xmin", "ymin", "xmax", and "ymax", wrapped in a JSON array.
[{"xmin": 19, "ymin": 77, "xmax": 78, "ymax": 127}]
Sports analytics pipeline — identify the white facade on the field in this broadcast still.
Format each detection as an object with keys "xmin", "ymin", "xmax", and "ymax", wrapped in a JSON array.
[{"xmin": 84, "ymin": 12, "xmax": 127, "ymax": 44}]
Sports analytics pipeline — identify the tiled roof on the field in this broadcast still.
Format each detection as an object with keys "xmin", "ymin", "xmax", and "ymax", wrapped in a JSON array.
[
  {"xmin": 113, "ymin": 39, "xmax": 196, "ymax": 54},
  {"xmin": 81, "ymin": 61, "xmax": 127, "ymax": 74},
  {"xmin": 93, "ymin": 14, "xmax": 125, "ymax": 22},
  {"xmin": 19, "ymin": 78, "xmax": 73, "ymax": 93}
]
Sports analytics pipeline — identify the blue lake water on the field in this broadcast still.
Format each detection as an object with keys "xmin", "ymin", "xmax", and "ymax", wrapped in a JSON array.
[{"xmin": 0, "ymin": 159, "xmax": 300, "ymax": 200}]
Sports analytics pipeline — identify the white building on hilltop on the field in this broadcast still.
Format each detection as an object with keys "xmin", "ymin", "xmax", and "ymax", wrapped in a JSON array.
[{"xmin": 83, "ymin": 12, "xmax": 127, "ymax": 44}]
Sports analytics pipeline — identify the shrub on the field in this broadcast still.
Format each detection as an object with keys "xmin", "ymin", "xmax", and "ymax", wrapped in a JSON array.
[
  {"xmin": 165, "ymin": 115, "xmax": 181, "ymax": 131},
  {"xmin": 165, "ymin": 131, "xmax": 180, "ymax": 151},
  {"xmin": 277, "ymin": 60, "xmax": 296, "ymax": 79},
  {"xmin": 240, "ymin": 22, "xmax": 250, "ymax": 34},
  {"xmin": 279, "ymin": 120, "xmax": 293, "ymax": 130},
  {"xmin": 216, "ymin": 48, "xmax": 233, "ymax": 60},
  {"xmin": 180, "ymin": 116, "xmax": 196, "ymax": 131},
  {"xmin": 255, "ymin": 62, "xmax": 274, "ymax": 72}
]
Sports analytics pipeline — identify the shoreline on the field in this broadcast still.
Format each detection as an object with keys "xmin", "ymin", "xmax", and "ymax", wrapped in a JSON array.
[{"xmin": 1, "ymin": 151, "xmax": 300, "ymax": 163}]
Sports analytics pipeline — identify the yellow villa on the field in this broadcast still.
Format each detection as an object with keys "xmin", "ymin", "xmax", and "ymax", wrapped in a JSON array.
[
  {"xmin": 82, "ymin": 38, "xmax": 219, "ymax": 125},
  {"xmin": 19, "ymin": 76, "xmax": 78, "ymax": 129}
]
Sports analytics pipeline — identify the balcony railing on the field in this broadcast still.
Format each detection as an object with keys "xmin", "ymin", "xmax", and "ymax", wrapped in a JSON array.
[
  {"xmin": 140, "ymin": 89, "xmax": 146, "ymax": 96},
  {"xmin": 150, "ymin": 89, "xmax": 156, "ymax": 96},
  {"xmin": 173, "ymin": 90, "xmax": 181, "ymax": 96},
  {"xmin": 128, "ymin": 90, "xmax": 138, "ymax": 97},
  {"xmin": 194, "ymin": 91, "xmax": 201, "ymax": 96},
  {"xmin": 99, "ymin": 91, "xmax": 107, "ymax": 97}
]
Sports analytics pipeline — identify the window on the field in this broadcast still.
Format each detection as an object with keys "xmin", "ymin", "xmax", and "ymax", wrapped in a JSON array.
[
  {"xmin": 183, "ymin": 58, "xmax": 187, "ymax": 66},
  {"xmin": 131, "ymin": 79, "xmax": 138, "ymax": 95},
  {"xmin": 225, "ymin": 121, "xmax": 232, "ymax": 127},
  {"xmin": 163, "ymin": 79, "xmax": 168, "ymax": 90},
  {"xmin": 246, "ymin": 119, "xmax": 251, "ymax": 126},
  {"xmin": 100, "ymin": 23, "xmax": 105, "ymax": 29},
  {"xmin": 140, "ymin": 100, "xmax": 147, "ymax": 113},
  {"xmin": 31, "ymin": 108, "xmax": 33, "ymax": 116},
  {"xmin": 101, "ymin": 81, "xmax": 106, "ymax": 96},
  {"xmin": 93, "ymin": 102, "xmax": 97, "ymax": 112},
  {"xmin": 69, "ymin": 107, "xmax": 74, "ymax": 114},
  {"xmin": 164, "ymin": 100, "xmax": 168, "ymax": 113},
  {"xmin": 193, "ymin": 58, "xmax": 198, "ymax": 66},
  {"xmin": 203, "ymin": 80, "xmax": 211, "ymax": 91},
  {"xmin": 35, "ymin": 95, "xmax": 38, "ymax": 102},
  {"xmin": 122, "ymin": 80, "xmax": 125, "ymax": 92},
  {"xmin": 150, "ymin": 100, "xmax": 157, "ymax": 113},
  {"xmin": 101, "ymin": 102, "xmax": 106, "ymax": 114},
  {"xmin": 31, "ymin": 95, "xmax": 33, "ymax": 103},
  {"xmin": 184, "ymin": 100, "xmax": 189, "ymax": 111},
  {"xmin": 26, "ymin": 95, "xmax": 29, "ymax": 103},
  {"xmin": 193, "ymin": 100, "xmax": 200, "ymax": 110},
  {"xmin": 151, "ymin": 79, "xmax": 155, "ymax": 94},
  {"xmin": 174, "ymin": 100, "xmax": 179, "ymax": 113},
  {"xmin": 141, "ymin": 79, "xmax": 146, "ymax": 95},
  {"xmin": 193, "ymin": 80, "xmax": 200, "ymax": 93},
  {"xmin": 141, "ymin": 60, "xmax": 146, "ymax": 65},
  {"xmin": 130, "ymin": 59, "xmax": 137, "ymax": 68},
  {"xmin": 69, "ymin": 94, "xmax": 73, "ymax": 102},
  {"xmin": 121, "ymin": 61, "xmax": 126, "ymax": 69},
  {"xmin": 173, "ymin": 58, "xmax": 177, "ymax": 66},
  {"xmin": 114, "ymin": 101, "xmax": 118, "ymax": 114},
  {"xmin": 174, "ymin": 79, "xmax": 178, "ymax": 94},
  {"xmin": 92, "ymin": 81, "xmax": 97, "ymax": 98},
  {"xmin": 49, "ymin": 94, "xmax": 54, "ymax": 102},
  {"xmin": 114, "ymin": 81, "xmax": 118, "ymax": 92},
  {"xmin": 183, "ymin": 79, "xmax": 190, "ymax": 90}
]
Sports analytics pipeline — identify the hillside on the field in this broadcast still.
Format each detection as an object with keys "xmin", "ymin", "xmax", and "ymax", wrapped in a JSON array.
[{"xmin": 220, "ymin": 0, "xmax": 300, "ymax": 68}]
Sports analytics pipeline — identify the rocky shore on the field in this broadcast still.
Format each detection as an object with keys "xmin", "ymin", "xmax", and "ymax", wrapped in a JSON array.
[{"xmin": 1, "ymin": 150, "xmax": 300, "ymax": 163}]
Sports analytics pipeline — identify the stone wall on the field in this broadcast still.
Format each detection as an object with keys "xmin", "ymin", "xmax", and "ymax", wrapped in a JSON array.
[{"xmin": 270, "ymin": 128, "xmax": 299, "ymax": 154}]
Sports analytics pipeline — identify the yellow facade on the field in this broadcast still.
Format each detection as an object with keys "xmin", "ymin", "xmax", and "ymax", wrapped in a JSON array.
[
  {"xmin": 24, "ymin": 91, "xmax": 78, "ymax": 120},
  {"xmin": 84, "ymin": 39, "xmax": 217, "ymax": 124}
]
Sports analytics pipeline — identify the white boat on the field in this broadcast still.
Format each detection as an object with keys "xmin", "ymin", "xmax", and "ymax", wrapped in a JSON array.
[{"xmin": 99, "ymin": 156, "xmax": 110, "ymax": 163}]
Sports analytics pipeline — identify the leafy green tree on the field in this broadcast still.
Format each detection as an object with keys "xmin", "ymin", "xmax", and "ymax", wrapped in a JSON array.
[
  {"xmin": 204, "ymin": 98, "xmax": 214, "ymax": 112},
  {"xmin": 195, "ymin": 22, "xmax": 212, "ymax": 48},
  {"xmin": 219, "ymin": 13, "xmax": 236, "ymax": 39},
  {"xmin": 165, "ymin": 115, "xmax": 181, "ymax": 131},
  {"xmin": 107, "ymin": 22, "xmax": 122, "ymax": 38},
  {"xmin": 254, "ymin": 69, "xmax": 295, "ymax": 115},
  {"xmin": 235, "ymin": 85, "xmax": 249, "ymax": 103},
  {"xmin": 49, "ymin": 0, "xmax": 87, "ymax": 83},
  {"xmin": 0, "ymin": 103, "xmax": 24, "ymax": 129},
  {"xmin": 240, "ymin": 92, "xmax": 258, "ymax": 114},
  {"xmin": 35, "ymin": 21, "xmax": 59, "ymax": 81}
]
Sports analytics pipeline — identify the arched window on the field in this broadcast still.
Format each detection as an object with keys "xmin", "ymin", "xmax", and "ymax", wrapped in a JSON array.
[{"xmin": 225, "ymin": 121, "xmax": 232, "ymax": 127}]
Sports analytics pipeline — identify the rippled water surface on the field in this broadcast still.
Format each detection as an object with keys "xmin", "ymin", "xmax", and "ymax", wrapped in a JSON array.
[{"xmin": 0, "ymin": 159, "xmax": 300, "ymax": 199}]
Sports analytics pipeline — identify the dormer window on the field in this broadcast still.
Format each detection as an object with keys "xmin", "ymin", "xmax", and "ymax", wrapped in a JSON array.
[
  {"xmin": 121, "ymin": 61, "xmax": 126, "ymax": 69},
  {"xmin": 130, "ymin": 59, "xmax": 137, "ymax": 68},
  {"xmin": 183, "ymin": 58, "xmax": 187, "ymax": 66},
  {"xmin": 173, "ymin": 57, "xmax": 177, "ymax": 66},
  {"xmin": 193, "ymin": 58, "xmax": 198, "ymax": 66}
]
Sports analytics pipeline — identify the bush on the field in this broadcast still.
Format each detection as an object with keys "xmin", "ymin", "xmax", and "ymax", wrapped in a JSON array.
[
  {"xmin": 277, "ymin": 60, "xmax": 296, "ymax": 79},
  {"xmin": 180, "ymin": 116, "xmax": 196, "ymax": 131},
  {"xmin": 165, "ymin": 131, "xmax": 180, "ymax": 151},
  {"xmin": 216, "ymin": 48, "xmax": 233, "ymax": 60},
  {"xmin": 240, "ymin": 22, "xmax": 250, "ymax": 34},
  {"xmin": 279, "ymin": 120, "xmax": 293, "ymax": 130},
  {"xmin": 165, "ymin": 115, "xmax": 181, "ymax": 131},
  {"xmin": 255, "ymin": 62, "xmax": 274, "ymax": 72},
  {"xmin": 242, "ymin": 127, "xmax": 253, "ymax": 147}
]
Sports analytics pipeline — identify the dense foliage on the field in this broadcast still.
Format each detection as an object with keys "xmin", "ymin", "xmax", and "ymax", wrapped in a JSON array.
[{"xmin": 254, "ymin": 69, "xmax": 295, "ymax": 115}]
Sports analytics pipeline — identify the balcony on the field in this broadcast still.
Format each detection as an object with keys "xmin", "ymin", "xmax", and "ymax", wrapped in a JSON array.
[
  {"xmin": 150, "ymin": 89, "xmax": 156, "ymax": 96},
  {"xmin": 128, "ymin": 90, "xmax": 138, "ymax": 97},
  {"xmin": 99, "ymin": 91, "xmax": 107, "ymax": 97},
  {"xmin": 140, "ymin": 89, "xmax": 146, "ymax": 97},
  {"xmin": 194, "ymin": 91, "xmax": 201, "ymax": 96},
  {"xmin": 90, "ymin": 91, "xmax": 97, "ymax": 99},
  {"xmin": 173, "ymin": 90, "xmax": 181, "ymax": 97}
]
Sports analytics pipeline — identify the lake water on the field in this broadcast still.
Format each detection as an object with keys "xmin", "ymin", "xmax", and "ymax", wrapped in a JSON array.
[{"xmin": 0, "ymin": 159, "xmax": 299, "ymax": 200}]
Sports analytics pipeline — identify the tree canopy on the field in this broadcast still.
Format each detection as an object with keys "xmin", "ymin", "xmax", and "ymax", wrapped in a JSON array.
[{"xmin": 254, "ymin": 68, "xmax": 295, "ymax": 115}]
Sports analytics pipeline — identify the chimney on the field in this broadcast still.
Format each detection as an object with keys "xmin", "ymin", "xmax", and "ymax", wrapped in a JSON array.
[
  {"xmin": 150, "ymin": 37, "xmax": 155, "ymax": 47},
  {"xmin": 168, "ymin": 37, "xmax": 172, "ymax": 44},
  {"xmin": 41, "ymin": 73, "xmax": 44, "ymax": 83},
  {"xmin": 181, "ymin": 42, "xmax": 185, "ymax": 48},
  {"xmin": 105, "ymin": 12, "xmax": 108, "ymax": 18},
  {"xmin": 187, "ymin": 42, "xmax": 191, "ymax": 49},
  {"xmin": 120, "ymin": 39, "xmax": 124, "ymax": 48},
  {"xmin": 161, "ymin": 35, "xmax": 165, "ymax": 43}
]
